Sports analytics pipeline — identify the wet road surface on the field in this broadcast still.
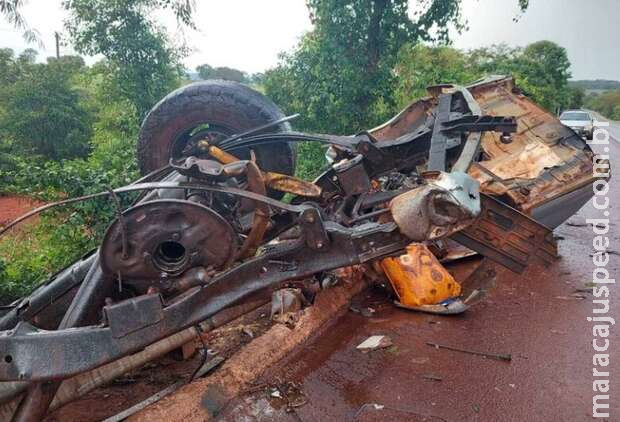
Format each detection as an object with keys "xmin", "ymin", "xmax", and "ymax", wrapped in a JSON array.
[{"xmin": 219, "ymin": 134, "xmax": 619, "ymax": 421}]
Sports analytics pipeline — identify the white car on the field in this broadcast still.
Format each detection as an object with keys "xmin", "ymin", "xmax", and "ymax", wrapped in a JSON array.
[{"xmin": 560, "ymin": 110, "xmax": 594, "ymax": 139}]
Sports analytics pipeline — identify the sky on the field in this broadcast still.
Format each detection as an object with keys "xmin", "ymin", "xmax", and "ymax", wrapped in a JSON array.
[{"xmin": 0, "ymin": 0, "xmax": 618, "ymax": 80}]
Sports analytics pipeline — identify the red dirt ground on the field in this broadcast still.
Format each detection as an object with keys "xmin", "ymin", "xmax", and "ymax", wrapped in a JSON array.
[{"xmin": 0, "ymin": 194, "xmax": 43, "ymax": 227}]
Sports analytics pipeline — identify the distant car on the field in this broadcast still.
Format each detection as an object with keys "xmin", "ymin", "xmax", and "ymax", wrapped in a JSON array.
[{"xmin": 560, "ymin": 110, "xmax": 594, "ymax": 139}]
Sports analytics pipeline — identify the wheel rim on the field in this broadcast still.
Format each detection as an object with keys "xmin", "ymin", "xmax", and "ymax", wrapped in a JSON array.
[{"xmin": 170, "ymin": 123, "xmax": 234, "ymax": 163}]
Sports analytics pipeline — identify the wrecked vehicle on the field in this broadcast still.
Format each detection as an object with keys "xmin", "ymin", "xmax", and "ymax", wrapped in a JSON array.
[{"xmin": 0, "ymin": 76, "xmax": 604, "ymax": 419}]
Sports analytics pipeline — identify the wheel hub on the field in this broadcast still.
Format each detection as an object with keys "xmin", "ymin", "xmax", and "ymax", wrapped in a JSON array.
[{"xmin": 100, "ymin": 199, "xmax": 238, "ymax": 280}]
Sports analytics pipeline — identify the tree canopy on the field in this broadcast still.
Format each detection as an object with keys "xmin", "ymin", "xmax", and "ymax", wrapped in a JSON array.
[
  {"xmin": 0, "ymin": 49, "xmax": 93, "ymax": 160},
  {"xmin": 63, "ymin": 0, "xmax": 187, "ymax": 117},
  {"xmin": 586, "ymin": 90, "xmax": 620, "ymax": 120},
  {"xmin": 469, "ymin": 41, "xmax": 573, "ymax": 112},
  {"xmin": 196, "ymin": 64, "xmax": 247, "ymax": 83},
  {"xmin": 265, "ymin": 0, "xmax": 530, "ymax": 134}
]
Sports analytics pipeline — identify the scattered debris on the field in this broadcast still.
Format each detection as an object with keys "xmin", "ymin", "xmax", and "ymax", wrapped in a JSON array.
[
  {"xmin": 265, "ymin": 382, "xmax": 307, "ymax": 411},
  {"xmin": 354, "ymin": 403, "xmax": 385, "ymax": 419},
  {"xmin": 589, "ymin": 249, "xmax": 620, "ymax": 257},
  {"xmin": 191, "ymin": 355, "xmax": 225, "ymax": 380},
  {"xmin": 357, "ymin": 335, "xmax": 393, "ymax": 351},
  {"xmin": 102, "ymin": 380, "xmax": 185, "ymax": 422},
  {"xmin": 112, "ymin": 375, "xmax": 138, "ymax": 385},
  {"xmin": 271, "ymin": 288, "xmax": 307, "ymax": 327},
  {"xmin": 350, "ymin": 304, "xmax": 376, "ymax": 317},
  {"xmin": 426, "ymin": 342, "xmax": 512, "ymax": 362},
  {"xmin": 566, "ymin": 222, "xmax": 589, "ymax": 227},
  {"xmin": 320, "ymin": 273, "xmax": 339, "ymax": 289},
  {"xmin": 573, "ymin": 287, "xmax": 593, "ymax": 294},
  {"xmin": 240, "ymin": 383, "xmax": 268, "ymax": 396},
  {"xmin": 242, "ymin": 326, "xmax": 255, "ymax": 339},
  {"xmin": 554, "ymin": 293, "xmax": 587, "ymax": 300}
]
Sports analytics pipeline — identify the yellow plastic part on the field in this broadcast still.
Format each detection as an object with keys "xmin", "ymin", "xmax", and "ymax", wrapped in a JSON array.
[
  {"xmin": 380, "ymin": 243, "xmax": 461, "ymax": 307},
  {"xmin": 199, "ymin": 142, "xmax": 322, "ymax": 197}
]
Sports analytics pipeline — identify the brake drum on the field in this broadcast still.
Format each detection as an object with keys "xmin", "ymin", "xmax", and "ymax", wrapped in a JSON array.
[{"xmin": 100, "ymin": 199, "xmax": 238, "ymax": 281}]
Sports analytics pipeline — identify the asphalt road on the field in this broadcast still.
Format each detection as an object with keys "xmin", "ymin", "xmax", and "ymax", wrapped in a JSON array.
[
  {"xmin": 592, "ymin": 111, "xmax": 620, "ymax": 140},
  {"xmin": 219, "ymin": 129, "xmax": 620, "ymax": 421}
]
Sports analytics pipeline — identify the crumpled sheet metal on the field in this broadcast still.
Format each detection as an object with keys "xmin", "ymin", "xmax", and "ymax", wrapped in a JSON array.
[
  {"xmin": 370, "ymin": 76, "xmax": 596, "ymax": 216},
  {"xmin": 465, "ymin": 77, "xmax": 595, "ymax": 213},
  {"xmin": 390, "ymin": 171, "xmax": 481, "ymax": 241}
]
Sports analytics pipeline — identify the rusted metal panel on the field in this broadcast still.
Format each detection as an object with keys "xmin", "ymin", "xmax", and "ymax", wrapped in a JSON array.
[{"xmin": 452, "ymin": 193, "xmax": 558, "ymax": 273}]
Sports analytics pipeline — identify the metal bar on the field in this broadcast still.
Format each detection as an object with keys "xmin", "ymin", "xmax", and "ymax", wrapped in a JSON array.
[
  {"xmin": 426, "ymin": 342, "xmax": 512, "ymax": 362},
  {"xmin": 0, "ymin": 182, "xmax": 309, "ymax": 236},
  {"xmin": 0, "ymin": 253, "xmax": 95, "ymax": 331},
  {"xmin": 102, "ymin": 381, "xmax": 185, "ymax": 422},
  {"xmin": 0, "ymin": 297, "xmax": 270, "ymax": 420},
  {"xmin": 216, "ymin": 114, "xmax": 300, "ymax": 148},
  {"xmin": 427, "ymin": 94, "xmax": 453, "ymax": 172},
  {"xmin": 452, "ymin": 132, "xmax": 481, "ymax": 173},
  {"xmin": 12, "ymin": 257, "xmax": 113, "ymax": 421}
]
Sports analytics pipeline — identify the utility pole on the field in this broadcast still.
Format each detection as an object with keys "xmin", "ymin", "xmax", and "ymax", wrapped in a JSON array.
[{"xmin": 54, "ymin": 32, "xmax": 60, "ymax": 58}]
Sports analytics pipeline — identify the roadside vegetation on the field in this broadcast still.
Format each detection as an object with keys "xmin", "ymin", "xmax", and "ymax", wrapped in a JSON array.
[
  {"xmin": 0, "ymin": 0, "xmax": 586, "ymax": 302},
  {"xmin": 585, "ymin": 90, "xmax": 620, "ymax": 120}
]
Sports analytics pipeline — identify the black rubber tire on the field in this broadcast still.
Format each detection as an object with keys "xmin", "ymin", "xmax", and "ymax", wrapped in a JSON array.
[{"xmin": 137, "ymin": 80, "xmax": 296, "ymax": 180}]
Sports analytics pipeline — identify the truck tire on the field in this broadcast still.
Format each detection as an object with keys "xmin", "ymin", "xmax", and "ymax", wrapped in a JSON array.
[{"xmin": 137, "ymin": 80, "xmax": 296, "ymax": 186}]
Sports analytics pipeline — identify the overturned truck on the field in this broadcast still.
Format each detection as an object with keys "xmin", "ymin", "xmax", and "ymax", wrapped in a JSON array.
[{"xmin": 0, "ymin": 76, "xmax": 605, "ymax": 420}]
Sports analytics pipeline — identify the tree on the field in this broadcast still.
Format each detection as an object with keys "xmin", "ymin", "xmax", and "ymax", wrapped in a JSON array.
[
  {"xmin": 1, "ymin": 0, "xmax": 195, "ymax": 45},
  {"xmin": 213, "ymin": 66, "xmax": 246, "ymax": 82},
  {"xmin": 0, "ymin": 48, "xmax": 18, "ymax": 86},
  {"xmin": 0, "ymin": 0, "xmax": 40, "ymax": 44},
  {"xmin": 196, "ymin": 64, "xmax": 247, "ymax": 83},
  {"xmin": 0, "ymin": 52, "xmax": 93, "ymax": 160},
  {"xmin": 196, "ymin": 63, "xmax": 215, "ymax": 80},
  {"xmin": 514, "ymin": 40, "xmax": 572, "ymax": 112},
  {"xmin": 394, "ymin": 44, "xmax": 481, "ymax": 108},
  {"xmin": 264, "ymin": 0, "xmax": 529, "ymax": 135},
  {"xmin": 586, "ymin": 90, "xmax": 620, "ymax": 120},
  {"xmin": 469, "ymin": 41, "xmax": 572, "ymax": 112},
  {"xmin": 566, "ymin": 86, "xmax": 585, "ymax": 110},
  {"xmin": 63, "ymin": 0, "xmax": 188, "ymax": 118}
]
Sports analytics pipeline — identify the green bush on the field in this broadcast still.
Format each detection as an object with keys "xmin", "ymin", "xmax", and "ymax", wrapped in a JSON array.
[
  {"xmin": 0, "ymin": 214, "xmax": 96, "ymax": 303},
  {"xmin": 586, "ymin": 90, "xmax": 620, "ymax": 120},
  {"xmin": 0, "ymin": 79, "xmax": 141, "ymax": 304}
]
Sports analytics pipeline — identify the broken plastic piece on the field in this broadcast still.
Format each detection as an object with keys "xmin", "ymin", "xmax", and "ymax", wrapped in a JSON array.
[{"xmin": 381, "ymin": 243, "xmax": 462, "ymax": 308}]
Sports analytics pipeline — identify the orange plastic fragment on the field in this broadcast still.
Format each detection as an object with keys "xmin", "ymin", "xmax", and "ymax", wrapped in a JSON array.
[{"xmin": 380, "ymin": 243, "xmax": 461, "ymax": 307}]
